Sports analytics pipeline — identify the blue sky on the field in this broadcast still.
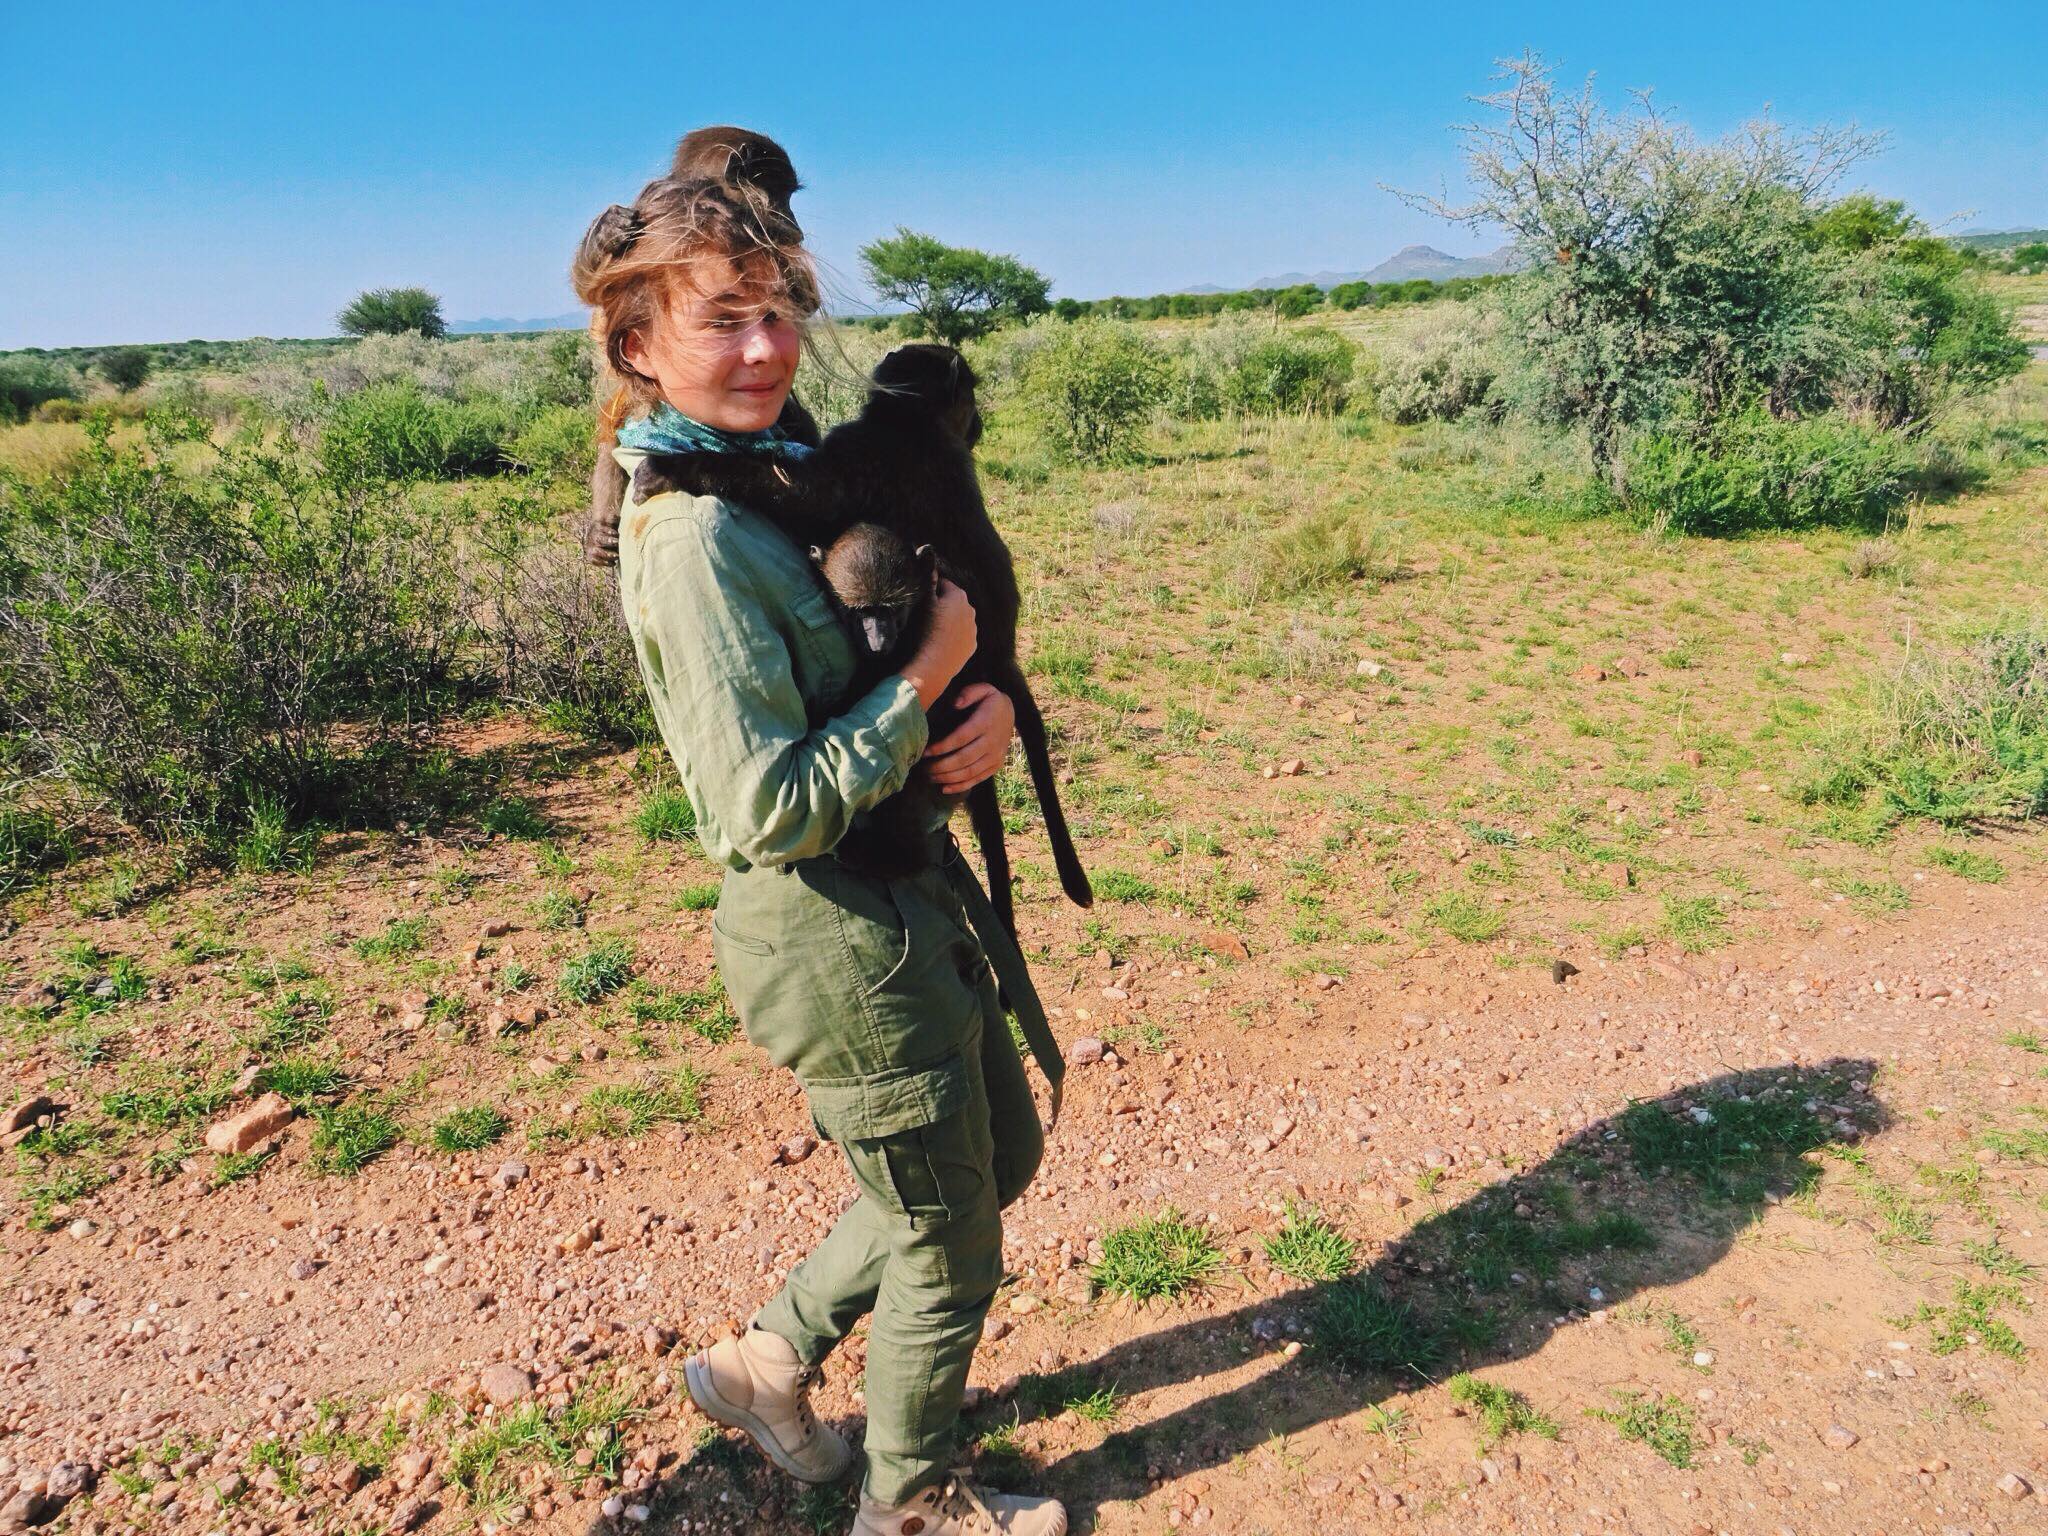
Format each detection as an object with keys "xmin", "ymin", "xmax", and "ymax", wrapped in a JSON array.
[{"xmin": 2, "ymin": 1, "xmax": 2042, "ymax": 348}]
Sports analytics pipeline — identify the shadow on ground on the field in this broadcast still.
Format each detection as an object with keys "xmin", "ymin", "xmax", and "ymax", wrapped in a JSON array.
[{"xmin": 627, "ymin": 1057, "xmax": 1881, "ymax": 1532}]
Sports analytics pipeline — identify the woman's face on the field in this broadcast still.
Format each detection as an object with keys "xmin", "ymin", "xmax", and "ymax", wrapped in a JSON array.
[{"xmin": 622, "ymin": 256, "xmax": 801, "ymax": 431}]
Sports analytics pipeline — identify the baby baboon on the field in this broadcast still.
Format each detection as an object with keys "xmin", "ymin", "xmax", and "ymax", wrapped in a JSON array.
[
  {"xmin": 581, "ymin": 126, "xmax": 821, "ymax": 566},
  {"xmin": 629, "ymin": 344, "xmax": 1094, "ymax": 930}
]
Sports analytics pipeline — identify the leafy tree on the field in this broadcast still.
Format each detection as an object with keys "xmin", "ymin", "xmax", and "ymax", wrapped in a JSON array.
[
  {"xmin": 98, "ymin": 347, "xmax": 153, "ymax": 393},
  {"xmin": 858, "ymin": 230, "xmax": 1050, "ymax": 346},
  {"xmin": 338, "ymin": 286, "xmax": 448, "ymax": 340},
  {"xmin": 1394, "ymin": 53, "xmax": 2024, "ymax": 476}
]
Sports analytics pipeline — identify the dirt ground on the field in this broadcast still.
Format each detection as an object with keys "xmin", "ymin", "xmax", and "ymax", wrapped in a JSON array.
[{"xmin": 4, "ymin": 738, "xmax": 2045, "ymax": 1535}]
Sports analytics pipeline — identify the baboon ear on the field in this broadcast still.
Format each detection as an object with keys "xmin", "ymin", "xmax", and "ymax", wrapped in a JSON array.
[
  {"xmin": 914, "ymin": 543, "xmax": 937, "ymax": 570},
  {"xmin": 808, "ymin": 544, "xmax": 826, "ymax": 566}
]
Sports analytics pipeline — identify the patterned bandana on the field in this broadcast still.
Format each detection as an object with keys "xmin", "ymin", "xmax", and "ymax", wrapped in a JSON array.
[{"xmin": 616, "ymin": 400, "xmax": 815, "ymax": 461}]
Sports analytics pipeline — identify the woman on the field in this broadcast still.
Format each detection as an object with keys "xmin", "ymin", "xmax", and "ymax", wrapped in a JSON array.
[{"xmin": 572, "ymin": 164, "xmax": 1066, "ymax": 1536}]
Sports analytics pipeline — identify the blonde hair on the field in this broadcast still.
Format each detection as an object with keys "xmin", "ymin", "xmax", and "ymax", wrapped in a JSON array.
[{"xmin": 572, "ymin": 175, "xmax": 822, "ymax": 433}]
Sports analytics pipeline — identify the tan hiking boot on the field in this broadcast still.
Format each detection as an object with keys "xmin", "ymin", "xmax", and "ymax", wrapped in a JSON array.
[
  {"xmin": 683, "ymin": 1321, "xmax": 853, "ymax": 1484},
  {"xmin": 850, "ymin": 1469, "xmax": 1067, "ymax": 1535}
]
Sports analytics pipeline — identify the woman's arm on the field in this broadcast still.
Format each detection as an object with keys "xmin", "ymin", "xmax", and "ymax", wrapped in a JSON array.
[{"xmin": 633, "ymin": 515, "xmax": 929, "ymax": 868}]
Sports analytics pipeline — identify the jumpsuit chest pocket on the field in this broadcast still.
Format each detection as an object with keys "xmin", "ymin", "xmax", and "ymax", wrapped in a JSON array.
[{"xmin": 785, "ymin": 582, "xmax": 856, "ymax": 723}]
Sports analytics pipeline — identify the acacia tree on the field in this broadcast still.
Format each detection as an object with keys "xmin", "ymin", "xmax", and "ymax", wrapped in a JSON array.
[
  {"xmin": 97, "ymin": 347, "xmax": 153, "ymax": 392},
  {"xmin": 338, "ymin": 286, "xmax": 448, "ymax": 339},
  {"xmin": 858, "ymin": 230, "xmax": 1050, "ymax": 345},
  {"xmin": 1392, "ymin": 53, "xmax": 1883, "ymax": 477}
]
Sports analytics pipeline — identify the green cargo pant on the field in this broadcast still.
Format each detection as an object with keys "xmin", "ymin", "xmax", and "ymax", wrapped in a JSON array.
[{"xmin": 712, "ymin": 843, "xmax": 1047, "ymax": 1504}]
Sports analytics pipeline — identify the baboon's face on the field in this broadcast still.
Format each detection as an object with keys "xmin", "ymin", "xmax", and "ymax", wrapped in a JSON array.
[{"xmin": 813, "ymin": 525, "xmax": 934, "ymax": 658}]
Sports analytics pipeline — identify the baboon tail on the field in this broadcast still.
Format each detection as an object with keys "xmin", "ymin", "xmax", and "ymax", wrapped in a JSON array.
[{"xmin": 1008, "ymin": 673, "xmax": 1093, "ymax": 910}]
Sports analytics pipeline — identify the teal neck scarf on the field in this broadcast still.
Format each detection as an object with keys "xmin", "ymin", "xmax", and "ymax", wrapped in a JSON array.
[{"xmin": 616, "ymin": 400, "xmax": 814, "ymax": 460}]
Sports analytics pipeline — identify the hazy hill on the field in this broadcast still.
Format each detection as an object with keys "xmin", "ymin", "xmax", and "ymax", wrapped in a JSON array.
[
  {"xmin": 450, "ymin": 312, "xmax": 583, "ymax": 334},
  {"xmin": 1189, "ymin": 243, "xmax": 1520, "ymax": 294}
]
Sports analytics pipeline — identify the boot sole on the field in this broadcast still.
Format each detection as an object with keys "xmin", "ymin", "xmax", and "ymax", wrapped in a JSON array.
[{"xmin": 683, "ymin": 1351, "xmax": 852, "ymax": 1486}]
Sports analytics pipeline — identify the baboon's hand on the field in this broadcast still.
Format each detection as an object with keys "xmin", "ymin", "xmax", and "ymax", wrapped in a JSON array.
[{"xmin": 582, "ymin": 508, "xmax": 620, "ymax": 567}]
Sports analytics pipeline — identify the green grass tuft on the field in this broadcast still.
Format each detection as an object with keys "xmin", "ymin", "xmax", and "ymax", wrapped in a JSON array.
[
  {"xmin": 1447, "ymin": 1373, "xmax": 1561, "ymax": 1449},
  {"xmin": 308, "ymin": 1102, "xmax": 402, "ymax": 1175},
  {"xmin": 1587, "ymin": 1390, "xmax": 1696, "ymax": 1467},
  {"xmin": 352, "ymin": 916, "xmax": 430, "ymax": 961},
  {"xmin": 1091, "ymin": 1208, "xmax": 1224, "ymax": 1300},
  {"xmin": 1315, "ymin": 1279, "xmax": 1444, "ymax": 1379},
  {"xmin": 632, "ymin": 788, "xmax": 698, "ymax": 843},
  {"xmin": 1262, "ymin": 1200, "xmax": 1358, "ymax": 1282},
  {"xmin": 559, "ymin": 938, "xmax": 634, "ymax": 1004},
  {"xmin": 430, "ymin": 1105, "xmax": 510, "ymax": 1153}
]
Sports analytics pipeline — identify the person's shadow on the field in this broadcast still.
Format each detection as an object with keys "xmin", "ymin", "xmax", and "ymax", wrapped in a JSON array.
[{"xmin": 624, "ymin": 1057, "xmax": 1880, "ymax": 1532}]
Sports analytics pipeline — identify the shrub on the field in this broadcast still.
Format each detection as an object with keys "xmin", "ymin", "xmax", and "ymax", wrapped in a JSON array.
[
  {"xmin": 338, "ymin": 287, "xmax": 447, "ymax": 339},
  {"xmin": 0, "ymin": 414, "xmax": 464, "ymax": 845},
  {"xmin": 1623, "ymin": 408, "xmax": 1913, "ymax": 536},
  {"xmin": 1804, "ymin": 618, "xmax": 2048, "ymax": 828},
  {"xmin": 1016, "ymin": 321, "xmax": 1171, "ymax": 463},
  {"xmin": 1376, "ymin": 313, "xmax": 1499, "ymax": 424},
  {"xmin": 0, "ymin": 356, "xmax": 82, "ymax": 424},
  {"xmin": 320, "ymin": 381, "xmax": 511, "ymax": 480},
  {"xmin": 465, "ymin": 492, "xmax": 650, "ymax": 744},
  {"xmin": 502, "ymin": 405, "xmax": 591, "ymax": 479},
  {"xmin": 1221, "ymin": 328, "xmax": 1355, "ymax": 415}
]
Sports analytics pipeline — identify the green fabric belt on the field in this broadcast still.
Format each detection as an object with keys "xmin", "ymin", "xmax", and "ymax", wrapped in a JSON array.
[{"xmin": 931, "ymin": 835, "xmax": 1065, "ymax": 1128}]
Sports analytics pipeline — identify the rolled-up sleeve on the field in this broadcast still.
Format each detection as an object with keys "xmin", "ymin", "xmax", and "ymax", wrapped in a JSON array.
[{"xmin": 632, "ymin": 512, "xmax": 928, "ymax": 869}]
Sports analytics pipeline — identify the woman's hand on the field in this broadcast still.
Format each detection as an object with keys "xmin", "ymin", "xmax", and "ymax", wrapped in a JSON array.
[
  {"xmin": 924, "ymin": 682, "xmax": 1015, "ymax": 793},
  {"xmin": 898, "ymin": 577, "xmax": 977, "ymax": 711}
]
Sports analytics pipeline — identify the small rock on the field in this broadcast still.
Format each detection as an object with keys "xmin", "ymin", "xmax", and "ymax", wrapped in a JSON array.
[
  {"xmin": 480, "ymin": 1363, "xmax": 535, "ymax": 1406},
  {"xmin": 388, "ymin": 1495, "xmax": 436, "ymax": 1532},
  {"xmin": 1067, "ymin": 1037, "xmax": 1105, "ymax": 1066},
  {"xmin": 481, "ymin": 919, "xmax": 513, "ymax": 938},
  {"xmin": 1276, "ymin": 758, "xmax": 1306, "ymax": 777},
  {"xmin": 1202, "ymin": 930, "xmax": 1250, "ymax": 961},
  {"xmin": 492, "ymin": 1161, "xmax": 529, "ymax": 1190},
  {"xmin": 44, "ymin": 1465, "xmax": 91, "ymax": 1502},
  {"xmin": 1822, "ymin": 1423, "xmax": 1859, "ymax": 1451},
  {"xmin": 205, "ymin": 1093, "xmax": 294, "ymax": 1156},
  {"xmin": 1995, "ymin": 1471, "xmax": 2033, "ymax": 1500},
  {"xmin": 776, "ymin": 1135, "xmax": 817, "ymax": 1166}
]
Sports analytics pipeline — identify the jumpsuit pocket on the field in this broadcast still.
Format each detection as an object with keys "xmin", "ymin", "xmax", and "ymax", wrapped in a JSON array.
[
  {"xmin": 856, "ymin": 1106, "xmax": 992, "ymax": 1231},
  {"xmin": 826, "ymin": 860, "xmax": 912, "ymax": 999},
  {"xmin": 710, "ymin": 911, "xmax": 777, "ymax": 956}
]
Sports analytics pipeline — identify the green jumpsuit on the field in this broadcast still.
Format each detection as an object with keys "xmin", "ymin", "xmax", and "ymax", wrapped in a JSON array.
[{"xmin": 612, "ymin": 447, "xmax": 1062, "ymax": 1505}]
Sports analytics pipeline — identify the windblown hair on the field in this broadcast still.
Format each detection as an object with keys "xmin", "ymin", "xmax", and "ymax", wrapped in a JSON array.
[{"xmin": 571, "ymin": 173, "xmax": 820, "ymax": 421}]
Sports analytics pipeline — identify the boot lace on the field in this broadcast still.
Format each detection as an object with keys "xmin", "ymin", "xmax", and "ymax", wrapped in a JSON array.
[
  {"xmin": 793, "ymin": 1362, "xmax": 822, "ymax": 1441},
  {"xmin": 931, "ymin": 1469, "xmax": 1000, "ymax": 1533}
]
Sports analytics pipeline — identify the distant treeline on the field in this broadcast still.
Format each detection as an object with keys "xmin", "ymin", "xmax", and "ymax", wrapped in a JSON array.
[{"xmin": 836, "ymin": 273, "xmax": 1507, "ymax": 331}]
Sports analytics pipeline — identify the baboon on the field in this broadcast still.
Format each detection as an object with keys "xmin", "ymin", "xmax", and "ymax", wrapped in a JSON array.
[
  {"xmin": 581, "ymin": 126, "xmax": 820, "ymax": 566},
  {"xmin": 629, "ymin": 344, "xmax": 1094, "ymax": 930}
]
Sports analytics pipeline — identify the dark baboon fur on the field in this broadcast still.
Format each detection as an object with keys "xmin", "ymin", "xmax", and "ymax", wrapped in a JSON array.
[
  {"xmin": 628, "ymin": 344, "xmax": 1094, "ymax": 929},
  {"xmin": 583, "ymin": 126, "xmax": 820, "ymax": 566}
]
